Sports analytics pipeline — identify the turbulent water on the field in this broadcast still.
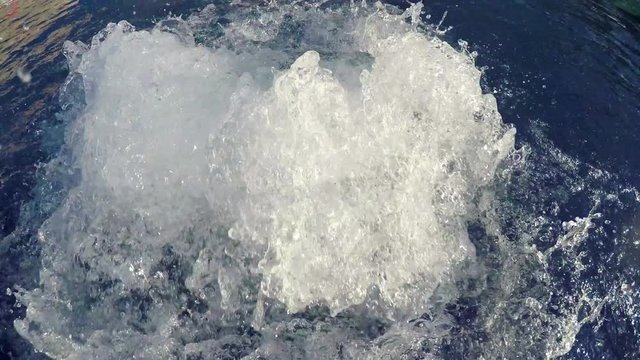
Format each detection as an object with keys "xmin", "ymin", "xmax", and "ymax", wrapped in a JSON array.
[{"xmin": 5, "ymin": 1, "xmax": 640, "ymax": 359}]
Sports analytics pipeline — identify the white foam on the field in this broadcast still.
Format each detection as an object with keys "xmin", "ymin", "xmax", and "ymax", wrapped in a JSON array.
[{"xmin": 14, "ymin": 2, "xmax": 516, "ymax": 358}]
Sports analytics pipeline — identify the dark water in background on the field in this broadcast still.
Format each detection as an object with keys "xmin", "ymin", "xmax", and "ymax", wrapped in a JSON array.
[{"xmin": 1, "ymin": 0, "xmax": 639, "ymax": 358}]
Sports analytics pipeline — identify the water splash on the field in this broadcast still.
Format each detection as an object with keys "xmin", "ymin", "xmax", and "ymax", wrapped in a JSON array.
[{"xmin": 8, "ymin": 1, "xmax": 639, "ymax": 359}]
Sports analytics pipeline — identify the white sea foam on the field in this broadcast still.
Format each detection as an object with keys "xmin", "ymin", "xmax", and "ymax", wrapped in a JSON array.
[{"xmin": 11, "ymin": 2, "xmax": 524, "ymax": 359}]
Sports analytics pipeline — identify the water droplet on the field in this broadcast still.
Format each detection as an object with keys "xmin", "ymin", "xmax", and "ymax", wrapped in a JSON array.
[{"xmin": 17, "ymin": 68, "xmax": 32, "ymax": 83}]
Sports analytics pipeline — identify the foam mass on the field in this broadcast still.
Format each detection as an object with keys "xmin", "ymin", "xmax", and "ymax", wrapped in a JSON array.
[{"xmin": 13, "ymin": 2, "xmax": 516, "ymax": 358}]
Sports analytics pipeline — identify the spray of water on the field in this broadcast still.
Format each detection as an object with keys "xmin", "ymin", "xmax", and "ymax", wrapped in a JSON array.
[{"xmin": 9, "ymin": 1, "xmax": 639, "ymax": 359}]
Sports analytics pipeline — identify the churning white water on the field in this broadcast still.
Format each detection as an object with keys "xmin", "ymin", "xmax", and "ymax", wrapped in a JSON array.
[{"xmin": 12, "ymin": 1, "xmax": 635, "ymax": 359}]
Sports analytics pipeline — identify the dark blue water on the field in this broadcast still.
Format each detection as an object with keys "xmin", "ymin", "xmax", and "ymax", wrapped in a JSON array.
[{"xmin": 1, "ymin": 0, "xmax": 639, "ymax": 358}]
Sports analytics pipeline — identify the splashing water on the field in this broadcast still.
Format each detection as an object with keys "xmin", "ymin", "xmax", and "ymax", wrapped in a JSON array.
[{"xmin": 8, "ymin": 1, "xmax": 640, "ymax": 359}]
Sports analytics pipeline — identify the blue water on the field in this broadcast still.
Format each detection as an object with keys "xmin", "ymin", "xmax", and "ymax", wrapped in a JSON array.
[{"xmin": 1, "ymin": 0, "xmax": 639, "ymax": 358}]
